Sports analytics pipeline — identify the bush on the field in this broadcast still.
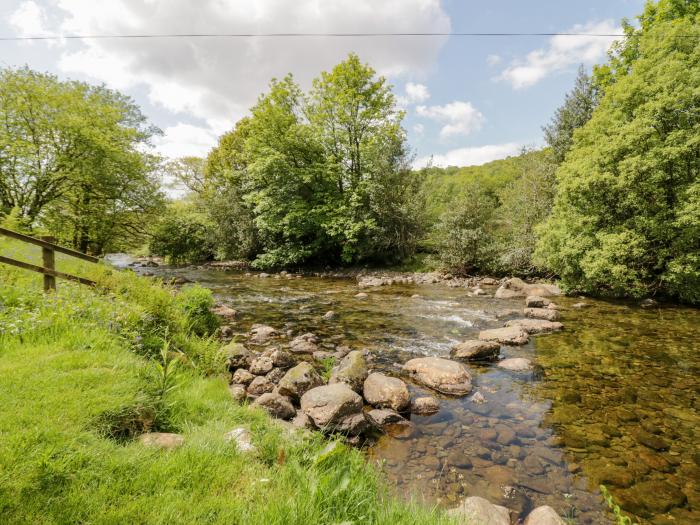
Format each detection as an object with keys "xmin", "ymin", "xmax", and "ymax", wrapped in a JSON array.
[{"xmin": 149, "ymin": 203, "xmax": 215, "ymax": 264}]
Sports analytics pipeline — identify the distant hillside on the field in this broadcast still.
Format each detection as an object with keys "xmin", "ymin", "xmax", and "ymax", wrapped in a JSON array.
[{"xmin": 418, "ymin": 149, "xmax": 550, "ymax": 221}]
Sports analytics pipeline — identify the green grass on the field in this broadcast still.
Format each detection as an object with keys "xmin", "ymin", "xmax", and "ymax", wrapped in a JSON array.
[{"xmin": 0, "ymin": 235, "xmax": 456, "ymax": 524}]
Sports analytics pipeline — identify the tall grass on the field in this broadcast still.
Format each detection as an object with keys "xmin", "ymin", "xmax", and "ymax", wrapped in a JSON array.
[{"xmin": 0, "ymin": 236, "xmax": 457, "ymax": 524}]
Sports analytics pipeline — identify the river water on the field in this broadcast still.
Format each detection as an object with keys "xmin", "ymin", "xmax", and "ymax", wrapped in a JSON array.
[{"xmin": 110, "ymin": 258, "xmax": 700, "ymax": 525}]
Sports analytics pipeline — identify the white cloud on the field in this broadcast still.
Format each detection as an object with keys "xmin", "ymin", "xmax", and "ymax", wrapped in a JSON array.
[
  {"xmin": 416, "ymin": 101, "xmax": 484, "ymax": 138},
  {"xmin": 414, "ymin": 142, "xmax": 522, "ymax": 168},
  {"xmin": 405, "ymin": 82, "xmax": 430, "ymax": 104},
  {"xmin": 9, "ymin": 0, "xmax": 53, "ymax": 37},
  {"xmin": 153, "ymin": 123, "xmax": 219, "ymax": 158},
  {"xmin": 412, "ymin": 123, "xmax": 424, "ymax": 135},
  {"xmin": 486, "ymin": 54, "xmax": 501, "ymax": 66},
  {"xmin": 499, "ymin": 20, "xmax": 620, "ymax": 89},
  {"xmin": 15, "ymin": 0, "xmax": 450, "ymax": 154}
]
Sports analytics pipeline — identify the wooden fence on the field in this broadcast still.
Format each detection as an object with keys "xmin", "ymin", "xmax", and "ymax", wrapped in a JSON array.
[{"xmin": 0, "ymin": 227, "xmax": 99, "ymax": 291}]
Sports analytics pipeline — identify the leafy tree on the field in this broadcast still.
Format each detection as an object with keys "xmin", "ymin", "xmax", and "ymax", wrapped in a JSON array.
[
  {"xmin": 165, "ymin": 156, "xmax": 206, "ymax": 195},
  {"xmin": 429, "ymin": 182, "xmax": 497, "ymax": 275},
  {"xmin": 542, "ymin": 66, "xmax": 597, "ymax": 164},
  {"xmin": 149, "ymin": 201, "xmax": 215, "ymax": 264},
  {"xmin": 0, "ymin": 67, "xmax": 163, "ymax": 252},
  {"xmin": 535, "ymin": 11, "xmax": 700, "ymax": 303},
  {"xmin": 496, "ymin": 148, "xmax": 556, "ymax": 273}
]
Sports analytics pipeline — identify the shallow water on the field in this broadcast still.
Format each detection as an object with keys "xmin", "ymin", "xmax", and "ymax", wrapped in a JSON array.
[{"xmin": 118, "ymin": 259, "xmax": 700, "ymax": 524}]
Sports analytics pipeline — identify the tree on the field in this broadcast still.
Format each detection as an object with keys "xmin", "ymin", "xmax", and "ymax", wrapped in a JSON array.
[
  {"xmin": 430, "ymin": 182, "xmax": 497, "ymax": 275},
  {"xmin": 496, "ymin": 148, "xmax": 556, "ymax": 273},
  {"xmin": 149, "ymin": 200, "xmax": 215, "ymax": 264},
  {"xmin": 0, "ymin": 67, "xmax": 163, "ymax": 252},
  {"xmin": 165, "ymin": 156, "xmax": 206, "ymax": 195},
  {"xmin": 535, "ymin": 10, "xmax": 700, "ymax": 303},
  {"xmin": 542, "ymin": 66, "xmax": 597, "ymax": 164}
]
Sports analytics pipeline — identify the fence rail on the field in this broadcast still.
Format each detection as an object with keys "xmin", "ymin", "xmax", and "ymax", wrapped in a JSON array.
[{"xmin": 0, "ymin": 227, "xmax": 98, "ymax": 291}]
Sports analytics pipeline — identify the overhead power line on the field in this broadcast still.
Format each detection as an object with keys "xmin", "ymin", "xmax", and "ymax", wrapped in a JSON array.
[{"xmin": 0, "ymin": 31, "xmax": 661, "ymax": 42}]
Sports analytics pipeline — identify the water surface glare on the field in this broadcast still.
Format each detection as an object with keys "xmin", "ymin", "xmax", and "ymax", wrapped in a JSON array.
[{"xmin": 132, "ymin": 264, "xmax": 700, "ymax": 524}]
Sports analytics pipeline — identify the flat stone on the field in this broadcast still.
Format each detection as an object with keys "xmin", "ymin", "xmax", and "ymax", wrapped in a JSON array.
[
  {"xmin": 616, "ymin": 480, "xmax": 687, "ymax": 517},
  {"xmin": 354, "ymin": 292, "xmax": 369, "ymax": 299},
  {"xmin": 363, "ymin": 372, "xmax": 410, "ymax": 411},
  {"xmin": 497, "ymin": 357, "xmax": 534, "ymax": 372},
  {"xmin": 524, "ymin": 307, "xmax": 561, "ymax": 321},
  {"xmin": 450, "ymin": 340, "xmax": 501, "ymax": 361},
  {"xmin": 411, "ymin": 396, "xmax": 439, "ymax": 415},
  {"xmin": 277, "ymin": 362, "xmax": 323, "ymax": 401},
  {"xmin": 403, "ymin": 357, "xmax": 472, "ymax": 395},
  {"xmin": 224, "ymin": 427, "xmax": 255, "ymax": 453},
  {"xmin": 447, "ymin": 496, "xmax": 510, "ymax": 525},
  {"xmin": 138, "ymin": 432, "xmax": 184, "ymax": 450},
  {"xmin": 525, "ymin": 295, "xmax": 551, "ymax": 308},
  {"xmin": 479, "ymin": 326, "xmax": 529, "ymax": 345},
  {"xmin": 523, "ymin": 505, "xmax": 566, "ymax": 525},
  {"xmin": 594, "ymin": 465, "xmax": 635, "ymax": 488},
  {"xmin": 252, "ymin": 392, "xmax": 296, "ymax": 420},
  {"xmin": 634, "ymin": 430, "xmax": 669, "ymax": 451},
  {"xmin": 504, "ymin": 318, "xmax": 563, "ymax": 334},
  {"xmin": 495, "ymin": 278, "xmax": 561, "ymax": 299}
]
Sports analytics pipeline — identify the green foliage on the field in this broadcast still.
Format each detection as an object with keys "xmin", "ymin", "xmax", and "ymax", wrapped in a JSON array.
[
  {"xmin": 536, "ymin": 11, "xmax": 700, "ymax": 303},
  {"xmin": 149, "ymin": 201, "xmax": 216, "ymax": 264},
  {"xmin": 543, "ymin": 65, "xmax": 597, "ymax": 164},
  {"xmin": 429, "ymin": 182, "xmax": 498, "ymax": 275},
  {"xmin": 0, "ymin": 238, "xmax": 455, "ymax": 525},
  {"xmin": 0, "ymin": 66, "xmax": 165, "ymax": 253}
]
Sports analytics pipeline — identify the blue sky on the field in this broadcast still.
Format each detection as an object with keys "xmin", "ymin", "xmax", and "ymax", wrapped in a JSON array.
[{"xmin": 1, "ymin": 0, "xmax": 645, "ymax": 167}]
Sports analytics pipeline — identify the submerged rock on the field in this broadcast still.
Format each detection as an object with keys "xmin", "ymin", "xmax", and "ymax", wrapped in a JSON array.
[
  {"xmin": 479, "ymin": 326, "xmax": 529, "ymax": 345},
  {"xmin": 497, "ymin": 357, "xmax": 534, "ymax": 372},
  {"xmin": 403, "ymin": 357, "xmax": 472, "ymax": 395},
  {"xmin": 524, "ymin": 307, "xmax": 561, "ymax": 321},
  {"xmin": 523, "ymin": 505, "xmax": 566, "ymax": 525},
  {"xmin": 252, "ymin": 392, "xmax": 296, "ymax": 420},
  {"xmin": 329, "ymin": 350, "xmax": 368, "ymax": 393},
  {"xmin": 447, "ymin": 496, "xmax": 510, "ymax": 525},
  {"xmin": 277, "ymin": 362, "xmax": 324, "ymax": 401},
  {"xmin": 450, "ymin": 340, "xmax": 501, "ymax": 361},
  {"xmin": 505, "ymin": 318, "xmax": 563, "ymax": 334},
  {"xmin": 300, "ymin": 383, "xmax": 367, "ymax": 435},
  {"xmin": 363, "ymin": 373, "xmax": 410, "ymax": 412},
  {"xmin": 211, "ymin": 304, "xmax": 237, "ymax": 320},
  {"xmin": 615, "ymin": 480, "xmax": 686, "ymax": 517},
  {"xmin": 354, "ymin": 292, "xmax": 369, "ymax": 299},
  {"xmin": 138, "ymin": 432, "xmax": 184, "ymax": 450}
]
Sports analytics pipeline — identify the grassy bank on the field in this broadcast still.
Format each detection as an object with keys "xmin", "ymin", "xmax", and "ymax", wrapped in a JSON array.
[{"xmin": 0, "ymin": 236, "xmax": 454, "ymax": 524}]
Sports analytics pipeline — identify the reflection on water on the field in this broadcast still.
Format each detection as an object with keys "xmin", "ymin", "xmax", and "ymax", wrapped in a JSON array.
[{"xmin": 118, "ymin": 259, "xmax": 700, "ymax": 524}]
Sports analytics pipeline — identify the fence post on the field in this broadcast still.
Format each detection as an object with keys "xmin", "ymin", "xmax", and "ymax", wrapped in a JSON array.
[{"xmin": 41, "ymin": 235, "xmax": 56, "ymax": 292}]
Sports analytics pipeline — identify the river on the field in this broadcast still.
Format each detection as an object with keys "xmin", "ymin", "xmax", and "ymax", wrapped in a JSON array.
[{"xmin": 107, "ymin": 257, "xmax": 700, "ymax": 524}]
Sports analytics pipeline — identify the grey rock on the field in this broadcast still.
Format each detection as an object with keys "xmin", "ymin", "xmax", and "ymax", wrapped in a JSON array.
[
  {"xmin": 403, "ymin": 357, "xmax": 472, "ymax": 396},
  {"xmin": 450, "ymin": 340, "xmax": 500, "ymax": 361},
  {"xmin": 523, "ymin": 505, "xmax": 566, "ymax": 525},
  {"xmin": 329, "ymin": 350, "xmax": 368, "ymax": 393},
  {"xmin": 300, "ymin": 383, "xmax": 364, "ymax": 433},
  {"xmin": 505, "ymin": 318, "xmax": 563, "ymax": 334},
  {"xmin": 363, "ymin": 372, "xmax": 410, "ymax": 411},
  {"xmin": 479, "ymin": 326, "xmax": 529, "ymax": 345},
  {"xmin": 447, "ymin": 496, "xmax": 510, "ymax": 525},
  {"xmin": 524, "ymin": 307, "xmax": 561, "ymax": 321},
  {"xmin": 278, "ymin": 362, "xmax": 324, "ymax": 401},
  {"xmin": 252, "ymin": 392, "xmax": 296, "ymax": 420}
]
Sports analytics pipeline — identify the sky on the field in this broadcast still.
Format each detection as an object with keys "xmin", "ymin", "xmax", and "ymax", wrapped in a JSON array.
[{"xmin": 1, "ymin": 0, "xmax": 646, "ymax": 168}]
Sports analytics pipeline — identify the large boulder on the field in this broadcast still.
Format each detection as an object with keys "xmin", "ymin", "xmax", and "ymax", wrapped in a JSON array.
[
  {"xmin": 523, "ymin": 506, "xmax": 566, "ymax": 525},
  {"xmin": 223, "ymin": 342, "xmax": 253, "ymax": 372},
  {"xmin": 249, "ymin": 324, "xmax": 278, "ymax": 345},
  {"xmin": 447, "ymin": 496, "xmax": 510, "ymax": 525},
  {"xmin": 252, "ymin": 392, "xmax": 296, "ymax": 420},
  {"xmin": 363, "ymin": 373, "xmax": 410, "ymax": 411},
  {"xmin": 505, "ymin": 318, "xmax": 563, "ymax": 334},
  {"xmin": 450, "ymin": 340, "xmax": 500, "ymax": 361},
  {"xmin": 403, "ymin": 357, "xmax": 472, "ymax": 396},
  {"xmin": 524, "ymin": 307, "xmax": 561, "ymax": 322},
  {"xmin": 329, "ymin": 350, "xmax": 368, "ymax": 393},
  {"xmin": 249, "ymin": 355, "xmax": 274, "ymax": 375},
  {"xmin": 232, "ymin": 368, "xmax": 255, "ymax": 385},
  {"xmin": 495, "ymin": 278, "xmax": 561, "ymax": 299},
  {"xmin": 300, "ymin": 383, "xmax": 366, "ymax": 434},
  {"xmin": 247, "ymin": 375, "xmax": 274, "ymax": 396},
  {"xmin": 479, "ymin": 326, "xmax": 529, "ymax": 345},
  {"xmin": 277, "ymin": 362, "xmax": 324, "ymax": 401}
]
